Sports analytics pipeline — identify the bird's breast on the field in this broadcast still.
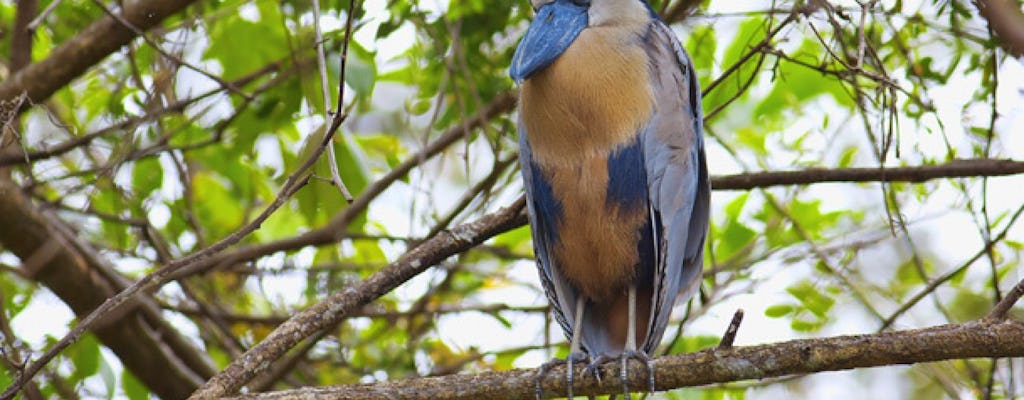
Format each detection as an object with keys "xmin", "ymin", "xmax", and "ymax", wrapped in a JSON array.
[{"xmin": 520, "ymin": 26, "xmax": 654, "ymax": 300}]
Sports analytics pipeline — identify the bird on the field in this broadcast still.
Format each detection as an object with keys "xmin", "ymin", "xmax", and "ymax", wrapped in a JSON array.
[{"xmin": 509, "ymin": 0, "xmax": 710, "ymax": 398}]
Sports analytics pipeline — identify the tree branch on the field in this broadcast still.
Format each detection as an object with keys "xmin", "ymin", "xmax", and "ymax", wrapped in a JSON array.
[
  {"xmin": 988, "ymin": 276, "xmax": 1024, "ymax": 320},
  {"xmin": 710, "ymin": 158, "xmax": 1024, "ymax": 190},
  {"xmin": 223, "ymin": 319, "xmax": 1024, "ymax": 399},
  {"xmin": 0, "ymin": 0, "xmax": 200, "ymax": 105}
]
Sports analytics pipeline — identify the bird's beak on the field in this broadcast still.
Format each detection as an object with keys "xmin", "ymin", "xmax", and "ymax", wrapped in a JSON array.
[{"xmin": 509, "ymin": 0, "xmax": 589, "ymax": 83}]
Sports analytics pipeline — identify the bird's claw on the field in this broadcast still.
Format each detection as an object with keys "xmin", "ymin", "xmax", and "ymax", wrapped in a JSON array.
[
  {"xmin": 618, "ymin": 350, "xmax": 655, "ymax": 400},
  {"xmin": 534, "ymin": 352, "xmax": 590, "ymax": 400},
  {"xmin": 584, "ymin": 354, "xmax": 613, "ymax": 384}
]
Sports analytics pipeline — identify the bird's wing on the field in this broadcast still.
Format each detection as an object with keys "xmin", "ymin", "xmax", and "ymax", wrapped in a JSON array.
[
  {"xmin": 518, "ymin": 128, "xmax": 578, "ymax": 344},
  {"xmin": 639, "ymin": 19, "xmax": 711, "ymax": 353}
]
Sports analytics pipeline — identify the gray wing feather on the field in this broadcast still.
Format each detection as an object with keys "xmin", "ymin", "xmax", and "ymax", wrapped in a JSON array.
[{"xmin": 640, "ymin": 19, "xmax": 710, "ymax": 353}]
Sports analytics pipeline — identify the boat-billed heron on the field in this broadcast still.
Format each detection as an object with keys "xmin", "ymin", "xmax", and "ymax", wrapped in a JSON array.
[{"xmin": 510, "ymin": 0, "xmax": 709, "ymax": 398}]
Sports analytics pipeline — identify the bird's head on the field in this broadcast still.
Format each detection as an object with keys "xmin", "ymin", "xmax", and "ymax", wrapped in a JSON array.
[{"xmin": 509, "ymin": 0, "xmax": 653, "ymax": 83}]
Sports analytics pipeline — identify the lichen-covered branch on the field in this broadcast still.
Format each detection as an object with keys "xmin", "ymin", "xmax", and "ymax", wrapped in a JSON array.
[{"xmin": 224, "ymin": 319, "xmax": 1024, "ymax": 400}]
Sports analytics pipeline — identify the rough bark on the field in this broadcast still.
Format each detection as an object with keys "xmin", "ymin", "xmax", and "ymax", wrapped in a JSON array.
[{"xmin": 224, "ymin": 319, "xmax": 1024, "ymax": 400}]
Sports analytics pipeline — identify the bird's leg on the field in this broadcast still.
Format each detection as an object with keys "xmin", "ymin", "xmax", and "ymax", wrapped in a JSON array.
[
  {"xmin": 534, "ymin": 297, "xmax": 589, "ymax": 400},
  {"xmin": 566, "ymin": 296, "xmax": 588, "ymax": 399},
  {"xmin": 620, "ymin": 284, "xmax": 655, "ymax": 400}
]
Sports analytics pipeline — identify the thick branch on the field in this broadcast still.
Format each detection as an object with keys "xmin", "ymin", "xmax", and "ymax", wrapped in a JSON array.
[
  {"xmin": 975, "ymin": 0, "xmax": 1024, "ymax": 57},
  {"xmin": 710, "ymin": 158, "xmax": 1024, "ymax": 190},
  {"xmin": 0, "ymin": 0, "xmax": 200, "ymax": 105},
  {"xmin": 225, "ymin": 319, "xmax": 1024, "ymax": 400}
]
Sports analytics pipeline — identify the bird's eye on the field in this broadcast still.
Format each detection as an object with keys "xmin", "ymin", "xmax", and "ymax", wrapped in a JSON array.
[{"xmin": 571, "ymin": 0, "xmax": 590, "ymax": 6}]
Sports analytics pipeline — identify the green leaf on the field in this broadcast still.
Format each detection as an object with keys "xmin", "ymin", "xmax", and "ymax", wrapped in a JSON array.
[
  {"xmin": 786, "ymin": 280, "xmax": 835, "ymax": 318},
  {"xmin": 256, "ymin": 205, "xmax": 305, "ymax": 241},
  {"xmin": 949, "ymin": 289, "xmax": 990, "ymax": 322},
  {"xmin": 492, "ymin": 225, "xmax": 533, "ymax": 256},
  {"xmin": 492, "ymin": 348, "xmax": 527, "ymax": 371},
  {"xmin": 132, "ymin": 156, "xmax": 163, "ymax": 200},
  {"xmin": 344, "ymin": 40, "xmax": 378, "ymax": 107},
  {"xmin": 409, "ymin": 99, "xmax": 432, "ymax": 116},
  {"xmin": 121, "ymin": 370, "xmax": 149, "ymax": 400},
  {"xmin": 716, "ymin": 219, "xmax": 757, "ymax": 261},
  {"xmin": 350, "ymin": 240, "xmax": 388, "ymax": 265},
  {"xmin": 669, "ymin": 334, "xmax": 721, "ymax": 354},
  {"xmin": 703, "ymin": 17, "xmax": 767, "ymax": 117},
  {"xmin": 837, "ymin": 145, "xmax": 858, "ymax": 168},
  {"xmin": 204, "ymin": 12, "xmax": 289, "ymax": 80},
  {"xmin": 724, "ymin": 193, "xmax": 750, "ymax": 218},
  {"xmin": 788, "ymin": 198, "xmax": 841, "ymax": 240},
  {"xmin": 192, "ymin": 172, "xmax": 245, "ymax": 240},
  {"xmin": 764, "ymin": 304, "xmax": 795, "ymax": 318},
  {"xmin": 295, "ymin": 127, "xmax": 370, "ymax": 228},
  {"xmin": 791, "ymin": 317, "xmax": 825, "ymax": 332},
  {"xmin": 754, "ymin": 39, "xmax": 854, "ymax": 121},
  {"xmin": 686, "ymin": 25, "xmax": 717, "ymax": 88},
  {"xmin": 68, "ymin": 333, "xmax": 101, "ymax": 381},
  {"xmin": 357, "ymin": 134, "xmax": 405, "ymax": 171},
  {"xmin": 0, "ymin": 274, "xmax": 34, "ymax": 317},
  {"xmin": 488, "ymin": 311, "xmax": 513, "ymax": 329},
  {"xmin": 735, "ymin": 126, "xmax": 767, "ymax": 155},
  {"xmin": 0, "ymin": 367, "xmax": 9, "ymax": 392}
]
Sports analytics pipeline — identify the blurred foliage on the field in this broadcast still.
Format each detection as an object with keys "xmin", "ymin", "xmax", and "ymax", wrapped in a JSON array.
[{"xmin": 0, "ymin": 0, "xmax": 1022, "ymax": 399}]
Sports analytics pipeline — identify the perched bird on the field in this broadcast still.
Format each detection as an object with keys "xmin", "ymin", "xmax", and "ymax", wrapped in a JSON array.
[{"xmin": 510, "ymin": 0, "xmax": 710, "ymax": 398}]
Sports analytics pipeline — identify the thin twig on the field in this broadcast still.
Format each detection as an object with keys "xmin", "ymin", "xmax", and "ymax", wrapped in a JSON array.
[
  {"xmin": 26, "ymin": 0, "xmax": 60, "ymax": 32},
  {"xmin": 988, "ymin": 277, "xmax": 1024, "ymax": 320},
  {"xmin": 717, "ymin": 309, "xmax": 745, "ymax": 349},
  {"xmin": 312, "ymin": 0, "xmax": 354, "ymax": 203}
]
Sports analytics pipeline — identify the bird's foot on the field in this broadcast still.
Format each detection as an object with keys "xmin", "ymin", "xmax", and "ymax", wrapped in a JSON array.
[
  {"xmin": 584, "ymin": 354, "xmax": 614, "ymax": 384},
  {"xmin": 534, "ymin": 352, "xmax": 589, "ymax": 399},
  {"xmin": 618, "ymin": 350, "xmax": 655, "ymax": 400}
]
